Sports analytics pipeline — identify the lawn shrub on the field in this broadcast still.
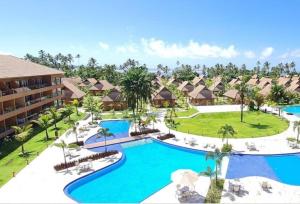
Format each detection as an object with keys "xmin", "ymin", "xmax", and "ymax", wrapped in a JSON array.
[
  {"xmin": 130, "ymin": 129, "xmax": 160, "ymax": 136},
  {"xmin": 221, "ymin": 143, "xmax": 232, "ymax": 153},
  {"xmin": 158, "ymin": 133, "xmax": 175, "ymax": 140},
  {"xmin": 205, "ymin": 179, "xmax": 224, "ymax": 203}
]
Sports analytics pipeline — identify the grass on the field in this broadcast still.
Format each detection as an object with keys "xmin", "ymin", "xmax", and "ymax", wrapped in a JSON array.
[
  {"xmin": 172, "ymin": 111, "xmax": 289, "ymax": 138},
  {"xmin": 205, "ymin": 179, "xmax": 224, "ymax": 203},
  {"xmin": 175, "ymin": 107, "xmax": 198, "ymax": 117},
  {"xmin": 0, "ymin": 112, "xmax": 86, "ymax": 187}
]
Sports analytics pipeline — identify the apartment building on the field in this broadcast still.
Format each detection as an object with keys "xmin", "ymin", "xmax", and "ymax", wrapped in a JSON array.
[{"xmin": 0, "ymin": 55, "xmax": 64, "ymax": 138}]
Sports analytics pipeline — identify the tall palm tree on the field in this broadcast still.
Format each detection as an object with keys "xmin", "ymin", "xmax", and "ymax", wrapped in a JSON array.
[
  {"xmin": 11, "ymin": 124, "xmax": 33, "ymax": 156},
  {"xmin": 61, "ymin": 104, "xmax": 74, "ymax": 121},
  {"xmin": 83, "ymin": 94, "xmax": 100, "ymax": 122},
  {"xmin": 270, "ymin": 83, "xmax": 286, "ymax": 104},
  {"xmin": 293, "ymin": 121, "xmax": 300, "ymax": 142},
  {"xmin": 75, "ymin": 54, "xmax": 80, "ymax": 66},
  {"xmin": 147, "ymin": 114, "xmax": 159, "ymax": 130},
  {"xmin": 33, "ymin": 114, "xmax": 53, "ymax": 141},
  {"xmin": 97, "ymin": 128, "xmax": 113, "ymax": 152},
  {"xmin": 200, "ymin": 166, "xmax": 215, "ymax": 181},
  {"xmin": 235, "ymin": 79, "xmax": 249, "ymax": 122},
  {"xmin": 72, "ymin": 99, "xmax": 79, "ymax": 116},
  {"xmin": 47, "ymin": 106, "xmax": 60, "ymax": 130},
  {"xmin": 53, "ymin": 140, "xmax": 68, "ymax": 165},
  {"xmin": 206, "ymin": 148, "xmax": 227, "ymax": 184},
  {"xmin": 218, "ymin": 124, "xmax": 236, "ymax": 144}
]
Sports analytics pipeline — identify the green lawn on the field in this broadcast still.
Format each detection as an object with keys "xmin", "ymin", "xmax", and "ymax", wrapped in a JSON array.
[
  {"xmin": 172, "ymin": 111, "xmax": 289, "ymax": 138},
  {"xmin": 175, "ymin": 107, "xmax": 198, "ymax": 117},
  {"xmin": 0, "ymin": 112, "xmax": 85, "ymax": 187}
]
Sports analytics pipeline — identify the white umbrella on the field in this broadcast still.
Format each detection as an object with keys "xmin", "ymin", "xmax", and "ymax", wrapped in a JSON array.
[{"xmin": 171, "ymin": 169, "xmax": 199, "ymax": 190}]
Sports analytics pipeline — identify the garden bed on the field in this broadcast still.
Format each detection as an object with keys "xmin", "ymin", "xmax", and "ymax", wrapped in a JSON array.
[
  {"xmin": 157, "ymin": 133, "xmax": 175, "ymax": 140},
  {"xmin": 130, "ymin": 129, "xmax": 160, "ymax": 136}
]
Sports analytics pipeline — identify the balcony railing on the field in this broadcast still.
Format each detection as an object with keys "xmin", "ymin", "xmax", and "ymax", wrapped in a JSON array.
[{"xmin": 0, "ymin": 83, "xmax": 58, "ymax": 97}]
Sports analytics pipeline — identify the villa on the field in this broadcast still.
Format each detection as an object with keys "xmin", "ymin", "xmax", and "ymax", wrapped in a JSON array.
[
  {"xmin": 192, "ymin": 76, "xmax": 206, "ymax": 87},
  {"xmin": 151, "ymin": 86, "xmax": 176, "ymax": 107},
  {"xmin": 257, "ymin": 77, "xmax": 272, "ymax": 89},
  {"xmin": 0, "ymin": 55, "xmax": 63, "ymax": 138},
  {"xmin": 247, "ymin": 74, "xmax": 260, "ymax": 86},
  {"xmin": 102, "ymin": 87, "xmax": 127, "ymax": 111},
  {"xmin": 167, "ymin": 77, "xmax": 182, "ymax": 87},
  {"xmin": 228, "ymin": 76, "xmax": 242, "ymax": 87},
  {"xmin": 223, "ymin": 89, "xmax": 241, "ymax": 104},
  {"xmin": 88, "ymin": 80, "xmax": 114, "ymax": 95},
  {"xmin": 277, "ymin": 76, "xmax": 292, "ymax": 87},
  {"xmin": 61, "ymin": 78, "xmax": 86, "ymax": 104},
  {"xmin": 209, "ymin": 77, "xmax": 225, "ymax": 95},
  {"xmin": 188, "ymin": 85, "xmax": 215, "ymax": 105},
  {"xmin": 78, "ymin": 78, "xmax": 97, "ymax": 87},
  {"xmin": 177, "ymin": 81, "xmax": 194, "ymax": 96},
  {"xmin": 259, "ymin": 83, "xmax": 272, "ymax": 97}
]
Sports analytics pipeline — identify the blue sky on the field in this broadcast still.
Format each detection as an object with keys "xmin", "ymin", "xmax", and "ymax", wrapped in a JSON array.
[{"xmin": 0, "ymin": 0, "xmax": 300, "ymax": 69}]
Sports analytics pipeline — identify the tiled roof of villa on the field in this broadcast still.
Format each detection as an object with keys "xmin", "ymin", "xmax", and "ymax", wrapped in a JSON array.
[
  {"xmin": 89, "ymin": 80, "xmax": 114, "ymax": 91},
  {"xmin": 277, "ymin": 77, "xmax": 291, "ymax": 87},
  {"xmin": 192, "ymin": 76, "xmax": 205, "ymax": 86},
  {"xmin": 257, "ymin": 77, "xmax": 272, "ymax": 89},
  {"xmin": 0, "ymin": 55, "xmax": 63, "ymax": 79},
  {"xmin": 189, "ymin": 85, "xmax": 216, "ymax": 99},
  {"xmin": 62, "ymin": 79, "xmax": 86, "ymax": 99},
  {"xmin": 102, "ymin": 89, "xmax": 125, "ymax": 102},
  {"xmin": 286, "ymin": 82, "xmax": 300, "ymax": 93},
  {"xmin": 247, "ymin": 78, "xmax": 259, "ymax": 86},
  {"xmin": 259, "ymin": 84, "xmax": 272, "ymax": 96},
  {"xmin": 152, "ymin": 86, "xmax": 176, "ymax": 100},
  {"xmin": 223, "ymin": 89, "xmax": 240, "ymax": 100},
  {"xmin": 167, "ymin": 77, "xmax": 181, "ymax": 86},
  {"xmin": 177, "ymin": 81, "xmax": 194, "ymax": 92}
]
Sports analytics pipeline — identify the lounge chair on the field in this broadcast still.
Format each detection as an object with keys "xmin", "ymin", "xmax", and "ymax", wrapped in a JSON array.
[
  {"xmin": 203, "ymin": 144, "xmax": 209, "ymax": 149},
  {"xmin": 210, "ymin": 144, "xmax": 216, "ymax": 149},
  {"xmin": 233, "ymin": 184, "xmax": 241, "ymax": 195},
  {"xmin": 261, "ymin": 181, "xmax": 272, "ymax": 190},
  {"xmin": 188, "ymin": 138, "xmax": 197, "ymax": 146},
  {"xmin": 289, "ymin": 142, "xmax": 298, "ymax": 149}
]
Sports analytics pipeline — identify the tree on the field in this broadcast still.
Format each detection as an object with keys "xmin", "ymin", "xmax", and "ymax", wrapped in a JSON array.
[
  {"xmin": 293, "ymin": 121, "xmax": 300, "ymax": 142},
  {"xmin": 165, "ymin": 107, "xmax": 178, "ymax": 134},
  {"xmin": 205, "ymin": 148, "xmax": 227, "ymax": 184},
  {"xmin": 147, "ymin": 114, "xmax": 159, "ymax": 130},
  {"xmin": 54, "ymin": 140, "xmax": 68, "ymax": 165},
  {"xmin": 269, "ymin": 83, "xmax": 286, "ymax": 104},
  {"xmin": 83, "ymin": 94, "xmax": 101, "ymax": 122},
  {"xmin": 11, "ymin": 124, "xmax": 33, "ymax": 156},
  {"xmin": 47, "ymin": 106, "xmax": 60, "ymax": 130},
  {"xmin": 97, "ymin": 128, "xmax": 113, "ymax": 152},
  {"xmin": 33, "ymin": 114, "xmax": 53, "ymax": 141},
  {"xmin": 72, "ymin": 99, "xmax": 79, "ymax": 116},
  {"xmin": 200, "ymin": 166, "xmax": 215, "ymax": 181},
  {"xmin": 235, "ymin": 79, "xmax": 249, "ymax": 122},
  {"xmin": 218, "ymin": 124, "xmax": 236, "ymax": 144},
  {"xmin": 61, "ymin": 104, "xmax": 74, "ymax": 122}
]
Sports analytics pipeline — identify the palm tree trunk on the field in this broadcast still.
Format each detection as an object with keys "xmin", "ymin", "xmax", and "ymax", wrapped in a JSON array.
[
  {"xmin": 104, "ymin": 136, "xmax": 107, "ymax": 152},
  {"xmin": 91, "ymin": 112, "xmax": 94, "ymax": 122},
  {"xmin": 21, "ymin": 144, "xmax": 25, "ymax": 155},
  {"xmin": 45, "ymin": 128, "xmax": 49, "ymax": 141},
  {"xmin": 76, "ymin": 107, "xmax": 79, "ymax": 116},
  {"xmin": 241, "ymin": 99, "xmax": 244, "ymax": 122},
  {"xmin": 54, "ymin": 121, "xmax": 57, "ymax": 130}
]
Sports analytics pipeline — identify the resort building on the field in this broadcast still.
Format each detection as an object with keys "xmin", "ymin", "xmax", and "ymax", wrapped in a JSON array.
[
  {"xmin": 209, "ymin": 78, "xmax": 225, "ymax": 95},
  {"xmin": 228, "ymin": 77, "xmax": 242, "ymax": 87},
  {"xmin": 223, "ymin": 89, "xmax": 241, "ymax": 104},
  {"xmin": 188, "ymin": 85, "xmax": 215, "ymax": 105},
  {"xmin": 192, "ymin": 76, "xmax": 205, "ymax": 87},
  {"xmin": 257, "ymin": 77, "xmax": 272, "ymax": 89},
  {"xmin": 259, "ymin": 84, "xmax": 272, "ymax": 97},
  {"xmin": 247, "ymin": 75, "xmax": 260, "ymax": 86},
  {"xmin": 61, "ymin": 78, "xmax": 86, "ymax": 104},
  {"xmin": 277, "ymin": 77, "xmax": 291, "ymax": 87},
  {"xmin": 78, "ymin": 78, "xmax": 97, "ymax": 87},
  {"xmin": 177, "ymin": 81, "xmax": 194, "ymax": 96},
  {"xmin": 0, "ymin": 55, "xmax": 63, "ymax": 139},
  {"xmin": 286, "ymin": 82, "xmax": 300, "ymax": 93},
  {"xmin": 151, "ymin": 86, "xmax": 176, "ymax": 107},
  {"xmin": 167, "ymin": 77, "xmax": 182, "ymax": 87},
  {"xmin": 102, "ymin": 87, "xmax": 127, "ymax": 111},
  {"xmin": 89, "ymin": 80, "xmax": 114, "ymax": 95}
]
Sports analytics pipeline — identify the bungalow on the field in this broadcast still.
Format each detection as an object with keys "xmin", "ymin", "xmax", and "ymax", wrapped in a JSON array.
[
  {"xmin": 102, "ymin": 88, "xmax": 127, "ymax": 111},
  {"xmin": 188, "ymin": 85, "xmax": 215, "ymax": 105},
  {"xmin": 246, "ymin": 75, "xmax": 259, "ymax": 86},
  {"xmin": 259, "ymin": 84, "xmax": 272, "ymax": 97},
  {"xmin": 277, "ymin": 77, "xmax": 291, "ymax": 87},
  {"xmin": 257, "ymin": 77, "xmax": 272, "ymax": 89},
  {"xmin": 223, "ymin": 89, "xmax": 241, "ymax": 104},
  {"xmin": 229, "ymin": 77, "xmax": 242, "ymax": 87},
  {"xmin": 167, "ymin": 77, "xmax": 182, "ymax": 87},
  {"xmin": 151, "ymin": 86, "xmax": 176, "ymax": 107},
  {"xmin": 209, "ymin": 78, "xmax": 225, "ymax": 95},
  {"xmin": 192, "ymin": 76, "xmax": 205, "ymax": 87},
  {"xmin": 78, "ymin": 78, "xmax": 97, "ymax": 87},
  {"xmin": 89, "ymin": 80, "xmax": 114, "ymax": 95},
  {"xmin": 286, "ymin": 82, "xmax": 300, "ymax": 93},
  {"xmin": 62, "ymin": 78, "xmax": 86, "ymax": 104},
  {"xmin": 177, "ymin": 81, "xmax": 194, "ymax": 96}
]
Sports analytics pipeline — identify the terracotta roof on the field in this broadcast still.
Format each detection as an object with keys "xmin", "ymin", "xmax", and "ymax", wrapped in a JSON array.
[
  {"xmin": 259, "ymin": 84, "xmax": 272, "ymax": 96},
  {"xmin": 152, "ymin": 86, "xmax": 176, "ymax": 100},
  {"xmin": 189, "ymin": 85, "xmax": 216, "ymax": 99},
  {"xmin": 62, "ymin": 79, "xmax": 86, "ymax": 99},
  {"xmin": 102, "ymin": 89, "xmax": 125, "ymax": 102},
  {"xmin": 67, "ymin": 77, "xmax": 82, "ymax": 85},
  {"xmin": 0, "ymin": 55, "xmax": 63, "ymax": 79},
  {"xmin": 223, "ymin": 89, "xmax": 240, "ymax": 100},
  {"xmin": 177, "ymin": 81, "xmax": 194, "ymax": 92},
  {"xmin": 78, "ymin": 78, "xmax": 97, "ymax": 87},
  {"xmin": 89, "ymin": 80, "xmax": 114, "ymax": 91}
]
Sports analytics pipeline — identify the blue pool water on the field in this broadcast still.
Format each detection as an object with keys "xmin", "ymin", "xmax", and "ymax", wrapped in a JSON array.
[
  {"xmin": 85, "ymin": 120, "xmax": 131, "ymax": 146},
  {"xmin": 226, "ymin": 153, "xmax": 300, "ymax": 186},
  {"xmin": 283, "ymin": 105, "xmax": 300, "ymax": 115},
  {"xmin": 65, "ymin": 139, "xmax": 215, "ymax": 203}
]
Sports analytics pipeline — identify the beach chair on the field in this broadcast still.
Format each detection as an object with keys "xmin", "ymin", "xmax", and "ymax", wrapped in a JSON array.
[
  {"xmin": 203, "ymin": 144, "xmax": 209, "ymax": 149},
  {"xmin": 188, "ymin": 138, "xmax": 198, "ymax": 146},
  {"xmin": 261, "ymin": 181, "xmax": 272, "ymax": 190}
]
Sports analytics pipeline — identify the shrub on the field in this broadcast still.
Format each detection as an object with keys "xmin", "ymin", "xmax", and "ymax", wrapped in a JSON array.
[
  {"xmin": 221, "ymin": 143, "xmax": 232, "ymax": 153},
  {"xmin": 69, "ymin": 141, "xmax": 84, "ymax": 147},
  {"xmin": 130, "ymin": 129, "xmax": 160, "ymax": 136},
  {"xmin": 157, "ymin": 133, "xmax": 175, "ymax": 140},
  {"xmin": 205, "ymin": 179, "xmax": 224, "ymax": 203},
  {"xmin": 53, "ymin": 150, "xmax": 118, "ymax": 171}
]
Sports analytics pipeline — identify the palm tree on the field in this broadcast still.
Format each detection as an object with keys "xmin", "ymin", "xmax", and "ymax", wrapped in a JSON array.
[
  {"xmin": 53, "ymin": 140, "xmax": 68, "ymax": 165},
  {"xmin": 72, "ymin": 99, "xmax": 79, "ymax": 116},
  {"xmin": 11, "ymin": 124, "xmax": 33, "ymax": 156},
  {"xmin": 293, "ymin": 121, "xmax": 300, "ymax": 142},
  {"xmin": 147, "ymin": 114, "xmax": 159, "ymax": 130},
  {"xmin": 235, "ymin": 79, "xmax": 249, "ymax": 122},
  {"xmin": 270, "ymin": 83, "xmax": 286, "ymax": 104},
  {"xmin": 200, "ymin": 166, "xmax": 215, "ymax": 181},
  {"xmin": 33, "ymin": 114, "xmax": 53, "ymax": 141},
  {"xmin": 218, "ymin": 124, "xmax": 236, "ymax": 144},
  {"xmin": 83, "ymin": 94, "xmax": 100, "ymax": 122},
  {"xmin": 206, "ymin": 148, "xmax": 227, "ymax": 184},
  {"xmin": 61, "ymin": 104, "xmax": 74, "ymax": 122},
  {"xmin": 97, "ymin": 128, "xmax": 113, "ymax": 152},
  {"xmin": 47, "ymin": 106, "xmax": 60, "ymax": 130}
]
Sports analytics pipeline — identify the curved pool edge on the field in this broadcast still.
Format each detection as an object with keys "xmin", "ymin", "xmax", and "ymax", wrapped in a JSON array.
[{"xmin": 63, "ymin": 152, "xmax": 126, "ymax": 202}]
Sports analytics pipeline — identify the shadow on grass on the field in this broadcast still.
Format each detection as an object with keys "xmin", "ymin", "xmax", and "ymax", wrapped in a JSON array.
[{"xmin": 248, "ymin": 123, "xmax": 270, "ymax": 129}]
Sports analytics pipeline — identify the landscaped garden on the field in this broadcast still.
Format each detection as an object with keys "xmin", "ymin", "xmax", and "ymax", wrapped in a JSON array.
[
  {"xmin": 172, "ymin": 111, "xmax": 289, "ymax": 138},
  {"xmin": 0, "ymin": 112, "xmax": 85, "ymax": 187},
  {"xmin": 175, "ymin": 107, "xmax": 198, "ymax": 117}
]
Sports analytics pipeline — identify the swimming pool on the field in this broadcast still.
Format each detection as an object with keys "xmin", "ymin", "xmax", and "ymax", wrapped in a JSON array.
[
  {"xmin": 283, "ymin": 105, "xmax": 300, "ymax": 115},
  {"xmin": 85, "ymin": 120, "xmax": 131, "ymax": 146},
  {"xmin": 226, "ymin": 153, "xmax": 300, "ymax": 186},
  {"xmin": 65, "ymin": 139, "xmax": 215, "ymax": 203}
]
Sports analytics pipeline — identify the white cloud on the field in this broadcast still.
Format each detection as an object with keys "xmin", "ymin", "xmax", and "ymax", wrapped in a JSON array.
[
  {"xmin": 99, "ymin": 42, "xmax": 109, "ymax": 50},
  {"xmin": 260, "ymin": 47, "xmax": 274, "ymax": 59},
  {"xmin": 141, "ymin": 38, "xmax": 239, "ymax": 59},
  {"xmin": 280, "ymin": 49, "xmax": 300, "ymax": 59},
  {"xmin": 116, "ymin": 44, "xmax": 138, "ymax": 53},
  {"xmin": 244, "ymin": 51, "xmax": 256, "ymax": 59}
]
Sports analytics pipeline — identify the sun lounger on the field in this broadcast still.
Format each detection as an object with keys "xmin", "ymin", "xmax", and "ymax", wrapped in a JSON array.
[
  {"xmin": 210, "ymin": 144, "xmax": 216, "ymax": 149},
  {"xmin": 289, "ymin": 142, "xmax": 298, "ymax": 149},
  {"xmin": 246, "ymin": 142, "xmax": 257, "ymax": 151},
  {"xmin": 188, "ymin": 138, "xmax": 197, "ymax": 146},
  {"xmin": 203, "ymin": 144, "xmax": 209, "ymax": 149},
  {"xmin": 261, "ymin": 181, "xmax": 272, "ymax": 190},
  {"xmin": 233, "ymin": 184, "xmax": 241, "ymax": 195}
]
